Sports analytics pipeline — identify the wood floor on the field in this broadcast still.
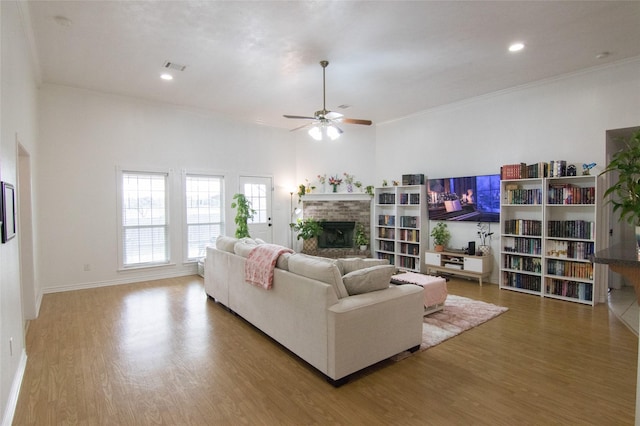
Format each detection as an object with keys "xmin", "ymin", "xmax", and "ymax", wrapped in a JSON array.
[{"xmin": 13, "ymin": 276, "xmax": 637, "ymax": 425}]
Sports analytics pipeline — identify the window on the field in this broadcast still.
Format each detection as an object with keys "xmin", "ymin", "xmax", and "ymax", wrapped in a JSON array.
[
  {"xmin": 243, "ymin": 183, "xmax": 267, "ymax": 223},
  {"xmin": 120, "ymin": 171, "xmax": 169, "ymax": 268},
  {"xmin": 185, "ymin": 174, "xmax": 224, "ymax": 260}
]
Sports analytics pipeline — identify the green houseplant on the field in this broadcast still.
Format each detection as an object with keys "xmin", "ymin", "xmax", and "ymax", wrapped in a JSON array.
[
  {"xmin": 430, "ymin": 222, "xmax": 451, "ymax": 252},
  {"xmin": 600, "ymin": 129, "xmax": 640, "ymax": 253},
  {"xmin": 290, "ymin": 218, "xmax": 324, "ymax": 254},
  {"xmin": 354, "ymin": 223, "xmax": 369, "ymax": 250},
  {"xmin": 231, "ymin": 193, "xmax": 256, "ymax": 239},
  {"xmin": 600, "ymin": 130, "xmax": 640, "ymax": 226}
]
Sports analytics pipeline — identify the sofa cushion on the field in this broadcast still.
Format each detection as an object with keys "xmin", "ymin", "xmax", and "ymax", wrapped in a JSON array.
[
  {"xmin": 287, "ymin": 254, "xmax": 348, "ymax": 298},
  {"xmin": 276, "ymin": 252, "xmax": 291, "ymax": 271},
  {"xmin": 216, "ymin": 236, "xmax": 238, "ymax": 253},
  {"xmin": 337, "ymin": 258, "xmax": 390, "ymax": 275},
  {"xmin": 234, "ymin": 241, "xmax": 255, "ymax": 258},
  {"xmin": 342, "ymin": 265, "xmax": 395, "ymax": 296}
]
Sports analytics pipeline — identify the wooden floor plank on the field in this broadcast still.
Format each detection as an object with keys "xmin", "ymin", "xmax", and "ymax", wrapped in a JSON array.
[{"xmin": 13, "ymin": 276, "xmax": 637, "ymax": 425}]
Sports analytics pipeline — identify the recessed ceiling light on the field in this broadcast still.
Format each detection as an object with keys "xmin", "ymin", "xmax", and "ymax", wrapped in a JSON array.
[
  {"xmin": 509, "ymin": 42, "xmax": 525, "ymax": 53},
  {"xmin": 160, "ymin": 73, "xmax": 173, "ymax": 81}
]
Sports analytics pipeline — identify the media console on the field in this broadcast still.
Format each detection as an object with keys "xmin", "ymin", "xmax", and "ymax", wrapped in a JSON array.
[{"xmin": 424, "ymin": 250, "xmax": 493, "ymax": 286}]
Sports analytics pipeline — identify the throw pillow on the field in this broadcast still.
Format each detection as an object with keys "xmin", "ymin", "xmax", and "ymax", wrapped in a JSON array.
[
  {"xmin": 234, "ymin": 241, "xmax": 255, "ymax": 258},
  {"xmin": 288, "ymin": 254, "xmax": 348, "ymax": 298},
  {"xmin": 342, "ymin": 265, "xmax": 395, "ymax": 296},
  {"xmin": 337, "ymin": 258, "xmax": 390, "ymax": 275},
  {"xmin": 215, "ymin": 236, "xmax": 238, "ymax": 253},
  {"xmin": 276, "ymin": 252, "xmax": 291, "ymax": 271}
]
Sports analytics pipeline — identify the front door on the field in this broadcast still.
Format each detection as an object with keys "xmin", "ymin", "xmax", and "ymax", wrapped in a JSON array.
[{"xmin": 239, "ymin": 175, "xmax": 273, "ymax": 243}]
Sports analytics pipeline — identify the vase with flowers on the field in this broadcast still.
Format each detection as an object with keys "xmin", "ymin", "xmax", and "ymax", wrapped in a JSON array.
[
  {"xmin": 343, "ymin": 172, "xmax": 355, "ymax": 192},
  {"xmin": 477, "ymin": 222, "xmax": 494, "ymax": 256},
  {"xmin": 317, "ymin": 174, "xmax": 327, "ymax": 193},
  {"xmin": 328, "ymin": 175, "xmax": 342, "ymax": 193}
]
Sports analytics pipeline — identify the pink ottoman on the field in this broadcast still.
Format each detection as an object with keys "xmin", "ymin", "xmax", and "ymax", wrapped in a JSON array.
[{"xmin": 391, "ymin": 272, "xmax": 448, "ymax": 315}]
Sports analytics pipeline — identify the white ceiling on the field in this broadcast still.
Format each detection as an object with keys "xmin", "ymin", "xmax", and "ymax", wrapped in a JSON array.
[{"xmin": 23, "ymin": 1, "xmax": 640, "ymax": 130}]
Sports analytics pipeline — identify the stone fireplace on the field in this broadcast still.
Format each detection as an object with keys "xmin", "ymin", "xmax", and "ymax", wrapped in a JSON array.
[{"xmin": 302, "ymin": 194, "xmax": 371, "ymax": 258}]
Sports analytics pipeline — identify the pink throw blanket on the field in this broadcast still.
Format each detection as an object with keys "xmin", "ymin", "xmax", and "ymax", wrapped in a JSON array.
[{"xmin": 245, "ymin": 244, "xmax": 293, "ymax": 290}]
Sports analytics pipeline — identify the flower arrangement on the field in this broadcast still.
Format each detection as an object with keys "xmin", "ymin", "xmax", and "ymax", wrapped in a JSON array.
[
  {"xmin": 477, "ymin": 222, "xmax": 494, "ymax": 246},
  {"xmin": 343, "ymin": 173, "xmax": 355, "ymax": 184},
  {"xmin": 328, "ymin": 175, "xmax": 342, "ymax": 193},
  {"xmin": 317, "ymin": 174, "xmax": 326, "ymax": 185}
]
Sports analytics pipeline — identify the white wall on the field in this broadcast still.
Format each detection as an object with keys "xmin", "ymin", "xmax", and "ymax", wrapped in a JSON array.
[
  {"xmin": 37, "ymin": 85, "xmax": 295, "ymax": 293},
  {"xmin": 1, "ymin": 1, "xmax": 39, "ymax": 423},
  {"xmin": 376, "ymin": 58, "xmax": 640, "ymax": 283}
]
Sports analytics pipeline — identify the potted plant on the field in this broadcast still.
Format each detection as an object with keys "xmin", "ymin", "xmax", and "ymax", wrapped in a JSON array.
[
  {"xmin": 291, "ymin": 217, "xmax": 324, "ymax": 254},
  {"xmin": 430, "ymin": 222, "xmax": 450, "ymax": 252},
  {"xmin": 476, "ymin": 222, "xmax": 494, "ymax": 256},
  {"xmin": 365, "ymin": 185, "xmax": 375, "ymax": 196},
  {"xmin": 354, "ymin": 223, "xmax": 369, "ymax": 251},
  {"xmin": 600, "ymin": 129, "xmax": 640, "ymax": 253},
  {"xmin": 231, "ymin": 193, "xmax": 256, "ymax": 238}
]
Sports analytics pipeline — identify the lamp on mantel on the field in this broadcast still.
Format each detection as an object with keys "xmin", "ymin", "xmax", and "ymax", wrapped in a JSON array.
[{"xmin": 290, "ymin": 191, "xmax": 302, "ymax": 249}]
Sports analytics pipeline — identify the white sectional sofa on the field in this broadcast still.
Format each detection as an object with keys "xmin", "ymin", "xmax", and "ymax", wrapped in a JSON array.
[{"xmin": 204, "ymin": 237, "xmax": 424, "ymax": 385}]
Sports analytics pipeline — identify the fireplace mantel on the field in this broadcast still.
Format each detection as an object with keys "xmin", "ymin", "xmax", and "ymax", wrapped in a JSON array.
[{"xmin": 302, "ymin": 193, "xmax": 372, "ymax": 202}]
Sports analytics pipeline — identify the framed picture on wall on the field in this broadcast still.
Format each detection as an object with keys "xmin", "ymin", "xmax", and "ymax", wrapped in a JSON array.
[{"xmin": 1, "ymin": 181, "xmax": 16, "ymax": 243}]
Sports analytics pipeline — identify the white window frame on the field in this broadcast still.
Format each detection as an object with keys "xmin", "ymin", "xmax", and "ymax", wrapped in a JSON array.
[
  {"xmin": 182, "ymin": 171, "xmax": 225, "ymax": 262},
  {"xmin": 116, "ymin": 166, "xmax": 173, "ymax": 270}
]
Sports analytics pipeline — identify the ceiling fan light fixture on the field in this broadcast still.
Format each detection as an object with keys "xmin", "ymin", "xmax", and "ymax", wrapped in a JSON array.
[
  {"xmin": 308, "ymin": 126, "xmax": 322, "ymax": 141},
  {"xmin": 326, "ymin": 125, "xmax": 340, "ymax": 141}
]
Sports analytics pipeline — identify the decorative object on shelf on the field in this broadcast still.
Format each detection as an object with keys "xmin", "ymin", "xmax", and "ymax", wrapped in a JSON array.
[
  {"xmin": 317, "ymin": 174, "xmax": 327, "ymax": 192},
  {"xmin": 392, "ymin": 180, "xmax": 399, "ymax": 186},
  {"xmin": 582, "ymin": 162, "xmax": 596, "ymax": 175},
  {"xmin": 477, "ymin": 222, "xmax": 494, "ymax": 256},
  {"xmin": 328, "ymin": 175, "xmax": 342, "ymax": 192},
  {"xmin": 354, "ymin": 222, "xmax": 369, "ymax": 251},
  {"xmin": 600, "ymin": 129, "xmax": 640, "ymax": 254},
  {"xmin": 343, "ymin": 172, "xmax": 355, "ymax": 192},
  {"xmin": 231, "ymin": 193, "xmax": 256, "ymax": 239},
  {"xmin": 365, "ymin": 185, "xmax": 375, "ymax": 196},
  {"xmin": 430, "ymin": 222, "xmax": 450, "ymax": 252},
  {"xmin": 290, "ymin": 217, "xmax": 324, "ymax": 254},
  {"xmin": 567, "ymin": 164, "xmax": 577, "ymax": 176},
  {"xmin": 297, "ymin": 183, "xmax": 306, "ymax": 202},
  {"xmin": 305, "ymin": 178, "xmax": 316, "ymax": 194},
  {"xmin": 382, "ymin": 180, "xmax": 388, "ymax": 187},
  {"xmin": 354, "ymin": 181, "xmax": 363, "ymax": 192}
]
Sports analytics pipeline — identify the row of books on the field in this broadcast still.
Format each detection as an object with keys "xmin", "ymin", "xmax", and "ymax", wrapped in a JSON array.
[
  {"xmin": 378, "ymin": 241, "xmax": 395, "ymax": 252},
  {"xmin": 399, "ymin": 193, "xmax": 421, "ymax": 205},
  {"xmin": 378, "ymin": 193, "xmax": 396, "ymax": 204},
  {"xmin": 502, "ymin": 271, "xmax": 542, "ymax": 292},
  {"xmin": 399, "ymin": 215, "xmax": 419, "ymax": 228},
  {"xmin": 503, "ymin": 254, "xmax": 542, "ymax": 273},
  {"xmin": 547, "ymin": 185, "xmax": 595, "ymax": 205},
  {"xmin": 398, "ymin": 229, "xmax": 420, "ymax": 243},
  {"xmin": 546, "ymin": 240, "xmax": 594, "ymax": 261},
  {"xmin": 502, "ymin": 187, "xmax": 543, "ymax": 205},
  {"xmin": 547, "ymin": 259, "xmax": 593, "ymax": 280},
  {"xmin": 377, "ymin": 227, "xmax": 395, "ymax": 239},
  {"xmin": 501, "ymin": 160, "xmax": 571, "ymax": 179},
  {"xmin": 547, "ymin": 220, "xmax": 594, "ymax": 239},
  {"xmin": 503, "ymin": 219, "xmax": 542, "ymax": 236},
  {"xmin": 376, "ymin": 252, "xmax": 394, "ymax": 265},
  {"xmin": 378, "ymin": 215, "xmax": 395, "ymax": 226},
  {"xmin": 400, "ymin": 243, "xmax": 420, "ymax": 256},
  {"xmin": 545, "ymin": 279, "xmax": 592, "ymax": 301},
  {"xmin": 397, "ymin": 256, "xmax": 417, "ymax": 270},
  {"xmin": 502, "ymin": 237, "xmax": 542, "ymax": 255}
]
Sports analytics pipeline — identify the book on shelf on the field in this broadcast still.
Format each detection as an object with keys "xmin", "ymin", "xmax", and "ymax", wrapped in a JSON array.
[
  {"xmin": 378, "ymin": 193, "xmax": 396, "ymax": 204},
  {"xmin": 503, "ymin": 219, "xmax": 542, "ymax": 236},
  {"xmin": 502, "ymin": 271, "xmax": 541, "ymax": 291},
  {"xmin": 547, "ymin": 184, "xmax": 595, "ymax": 205},
  {"xmin": 378, "ymin": 215, "xmax": 395, "ymax": 226},
  {"xmin": 401, "ymin": 174, "xmax": 425, "ymax": 185}
]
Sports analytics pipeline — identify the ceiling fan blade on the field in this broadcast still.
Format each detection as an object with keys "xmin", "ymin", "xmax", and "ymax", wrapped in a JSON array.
[
  {"xmin": 325, "ymin": 111, "xmax": 343, "ymax": 120},
  {"xmin": 284, "ymin": 114, "xmax": 316, "ymax": 120},
  {"xmin": 341, "ymin": 118, "xmax": 373, "ymax": 126},
  {"xmin": 289, "ymin": 122, "xmax": 315, "ymax": 132}
]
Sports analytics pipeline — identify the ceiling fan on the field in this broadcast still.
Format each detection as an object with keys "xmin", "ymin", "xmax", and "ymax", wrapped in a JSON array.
[{"xmin": 284, "ymin": 60, "xmax": 372, "ymax": 140}]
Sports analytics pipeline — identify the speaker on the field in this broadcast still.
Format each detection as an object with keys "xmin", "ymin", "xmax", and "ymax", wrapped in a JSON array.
[{"xmin": 468, "ymin": 241, "xmax": 476, "ymax": 255}]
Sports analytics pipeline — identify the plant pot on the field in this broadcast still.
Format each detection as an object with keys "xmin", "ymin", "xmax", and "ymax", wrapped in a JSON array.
[
  {"xmin": 359, "ymin": 245, "xmax": 368, "ymax": 251},
  {"xmin": 302, "ymin": 238, "xmax": 318, "ymax": 255},
  {"xmin": 478, "ymin": 245, "xmax": 491, "ymax": 256},
  {"xmin": 435, "ymin": 244, "xmax": 444, "ymax": 252}
]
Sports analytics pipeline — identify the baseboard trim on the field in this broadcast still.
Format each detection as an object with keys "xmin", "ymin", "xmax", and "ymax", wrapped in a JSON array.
[
  {"xmin": 43, "ymin": 269, "xmax": 198, "ymax": 294},
  {"xmin": 1, "ymin": 350, "xmax": 27, "ymax": 426}
]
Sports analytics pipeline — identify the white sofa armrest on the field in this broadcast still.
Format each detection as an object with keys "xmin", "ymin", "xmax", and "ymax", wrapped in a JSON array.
[{"xmin": 327, "ymin": 285, "xmax": 424, "ymax": 380}]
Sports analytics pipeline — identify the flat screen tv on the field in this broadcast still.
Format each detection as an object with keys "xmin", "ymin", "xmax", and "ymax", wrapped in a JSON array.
[{"xmin": 427, "ymin": 174, "xmax": 500, "ymax": 222}]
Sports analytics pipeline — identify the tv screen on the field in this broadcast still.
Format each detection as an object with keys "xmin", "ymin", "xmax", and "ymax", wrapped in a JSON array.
[{"xmin": 427, "ymin": 174, "xmax": 500, "ymax": 222}]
